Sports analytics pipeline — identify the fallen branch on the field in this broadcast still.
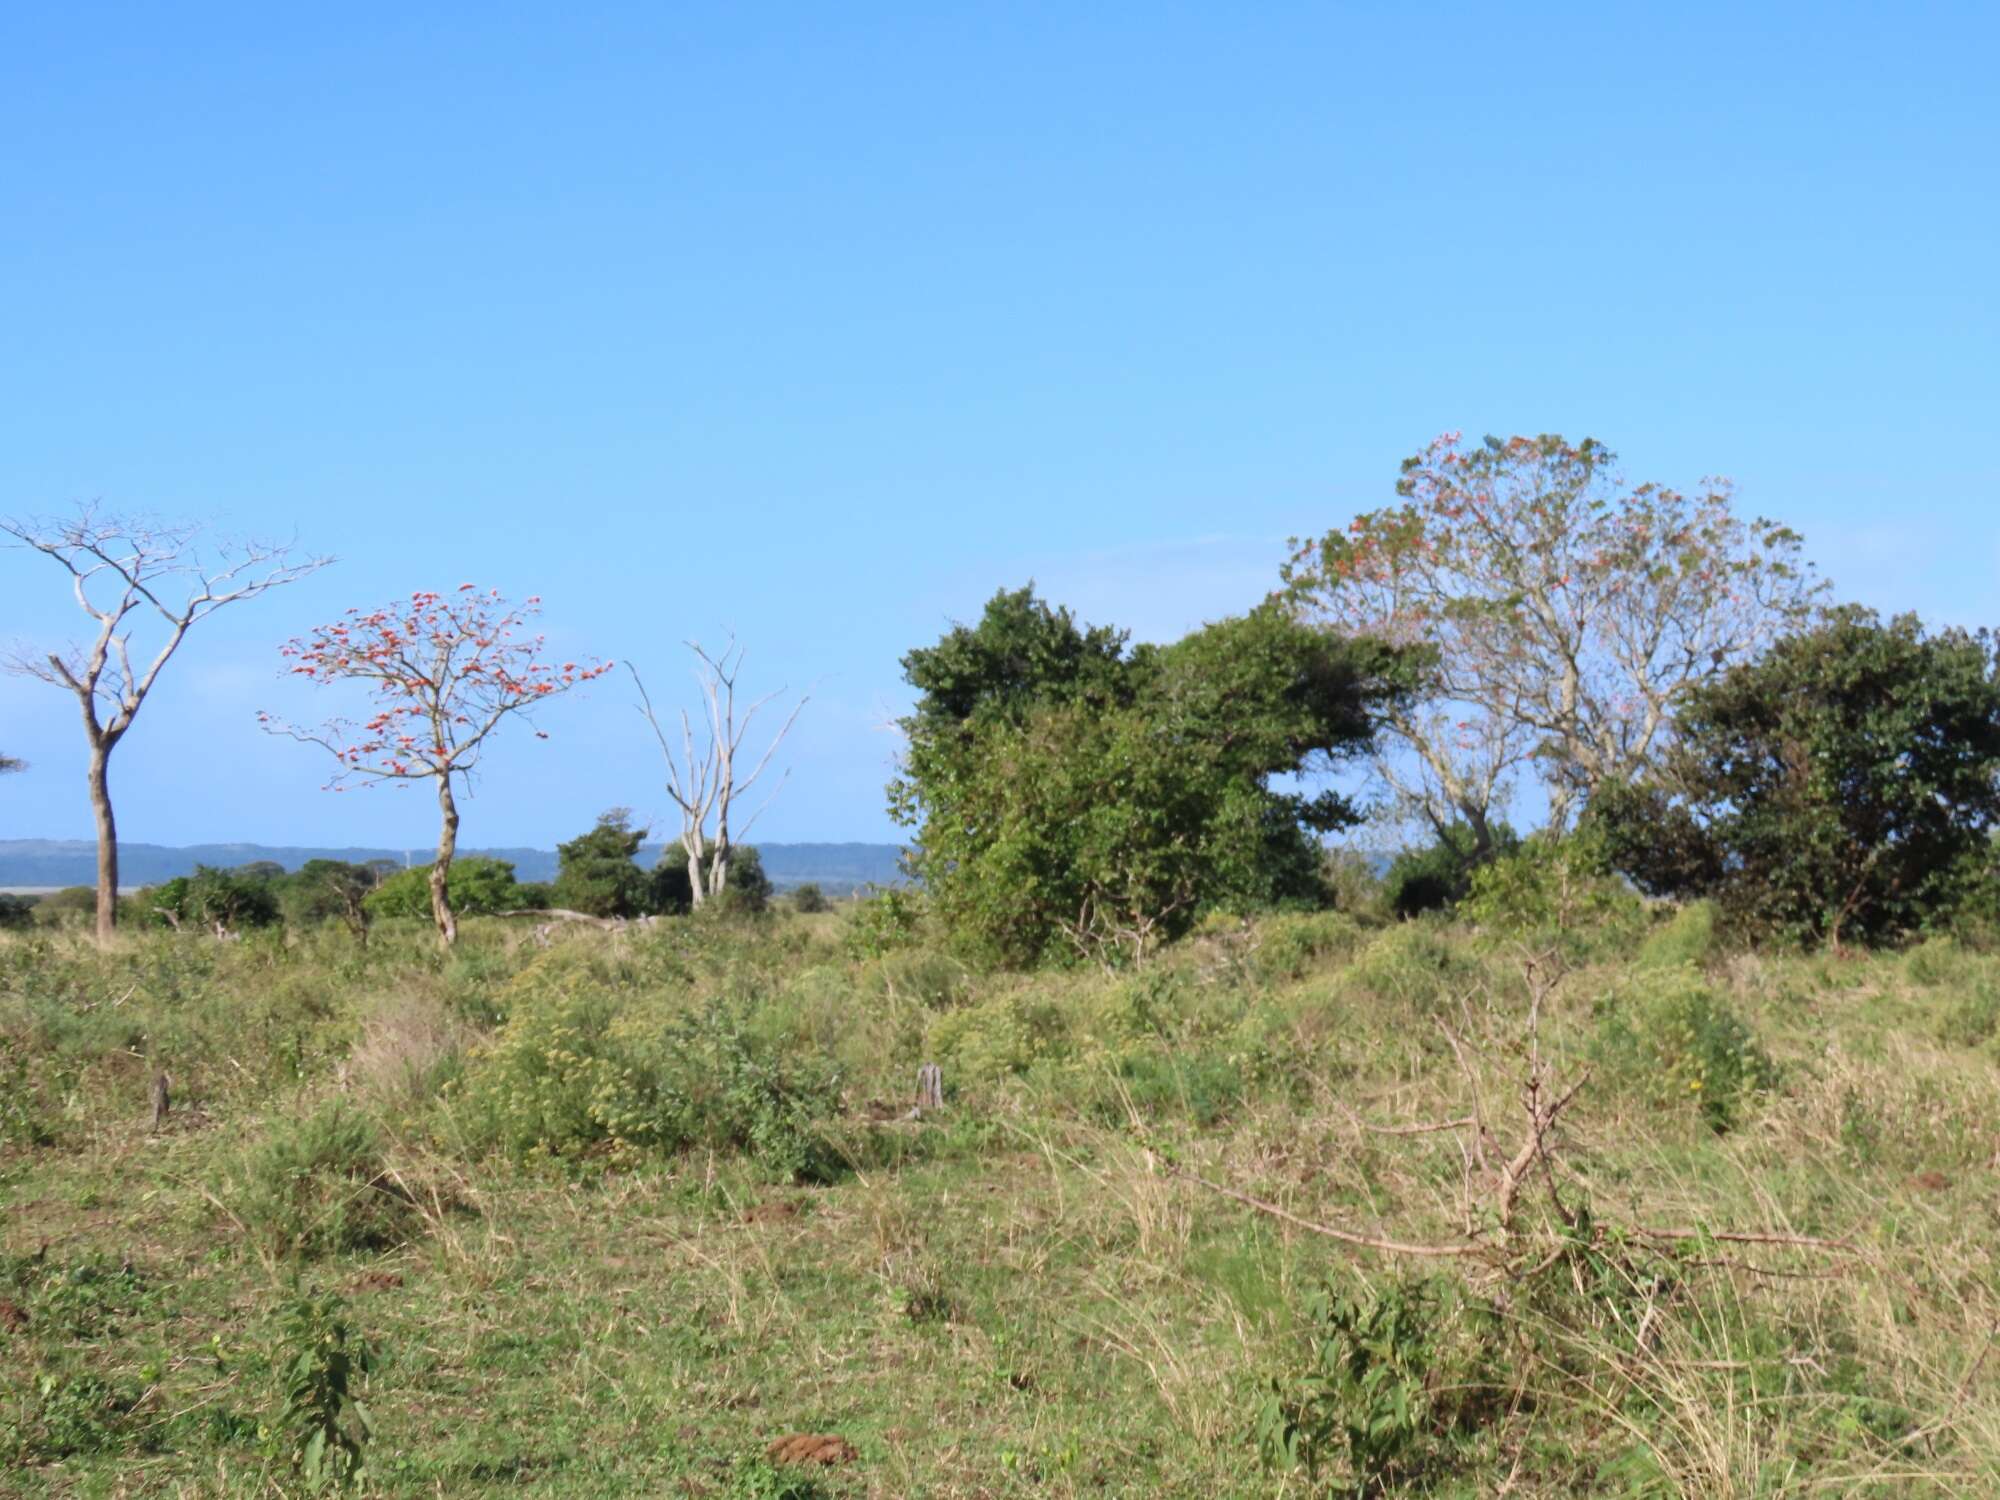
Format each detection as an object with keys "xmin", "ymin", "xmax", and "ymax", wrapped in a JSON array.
[{"xmin": 1171, "ymin": 1167, "xmax": 1487, "ymax": 1259}]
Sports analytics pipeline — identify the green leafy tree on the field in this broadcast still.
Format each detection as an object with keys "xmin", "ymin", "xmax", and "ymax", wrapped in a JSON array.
[
  {"xmin": 891, "ymin": 589, "xmax": 1407, "ymax": 966},
  {"xmin": 365, "ymin": 856, "xmax": 523, "ymax": 921},
  {"xmin": 1593, "ymin": 609, "xmax": 2000, "ymax": 949},
  {"xmin": 146, "ymin": 865, "xmax": 281, "ymax": 931},
  {"xmin": 650, "ymin": 842, "xmax": 771, "ymax": 915},
  {"xmin": 282, "ymin": 859, "xmax": 383, "ymax": 941},
  {"xmin": 1283, "ymin": 433, "xmax": 1822, "ymax": 850},
  {"xmin": 790, "ymin": 882, "xmax": 830, "ymax": 914},
  {"xmin": 553, "ymin": 808, "xmax": 652, "ymax": 917}
]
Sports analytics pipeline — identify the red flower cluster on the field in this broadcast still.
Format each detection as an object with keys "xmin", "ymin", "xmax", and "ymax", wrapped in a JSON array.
[{"xmin": 271, "ymin": 587, "xmax": 612, "ymax": 785}]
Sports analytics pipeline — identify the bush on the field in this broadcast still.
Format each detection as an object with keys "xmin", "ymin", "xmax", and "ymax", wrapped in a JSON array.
[
  {"xmin": 790, "ymin": 883, "xmax": 830, "ymax": 914},
  {"xmin": 926, "ymin": 990, "xmax": 1075, "ymax": 1080},
  {"xmin": 460, "ymin": 990, "xmax": 844, "ymax": 1180},
  {"xmin": 230, "ymin": 1101, "xmax": 418, "ymax": 1260},
  {"xmin": 1384, "ymin": 823, "xmax": 1518, "ymax": 919},
  {"xmin": 1259, "ymin": 1274, "xmax": 1500, "ymax": 1492},
  {"xmin": 1637, "ymin": 900, "xmax": 1719, "ymax": 970},
  {"xmin": 366, "ymin": 857, "xmax": 522, "ymax": 920},
  {"xmin": 1595, "ymin": 610, "xmax": 2000, "ymax": 949},
  {"xmin": 1595, "ymin": 976, "xmax": 1777, "ymax": 1132},
  {"xmin": 843, "ymin": 887, "xmax": 923, "ymax": 958},
  {"xmin": 554, "ymin": 809, "xmax": 652, "ymax": 918},
  {"xmin": 0, "ymin": 892, "xmax": 36, "ymax": 929},
  {"xmin": 1247, "ymin": 910, "xmax": 1364, "ymax": 984},
  {"xmin": 1461, "ymin": 834, "xmax": 1639, "ymax": 938}
]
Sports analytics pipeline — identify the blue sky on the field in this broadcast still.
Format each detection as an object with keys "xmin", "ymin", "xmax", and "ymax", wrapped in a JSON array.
[{"xmin": 2, "ymin": 3, "xmax": 1995, "ymax": 850}]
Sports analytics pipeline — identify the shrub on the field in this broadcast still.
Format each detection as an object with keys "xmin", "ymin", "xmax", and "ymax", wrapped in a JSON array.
[
  {"xmin": 1384, "ymin": 823, "xmax": 1518, "ymax": 919},
  {"xmin": 460, "ymin": 991, "xmax": 844, "ymax": 1180},
  {"xmin": 1595, "ymin": 976, "xmax": 1777, "ymax": 1132},
  {"xmin": 1258, "ymin": 1274, "xmax": 1500, "ymax": 1492},
  {"xmin": 366, "ymin": 858, "xmax": 522, "ymax": 920},
  {"xmin": 1637, "ymin": 900, "xmax": 1719, "ymax": 970},
  {"xmin": 926, "ymin": 991, "xmax": 1075, "ymax": 1080},
  {"xmin": 1460, "ymin": 834, "xmax": 1640, "ymax": 946},
  {"xmin": 1596, "ymin": 610, "xmax": 2000, "ymax": 949},
  {"xmin": 790, "ymin": 882, "xmax": 830, "ymax": 914},
  {"xmin": 842, "ymin": 887, "xmax": 923, "ymax": 958},
  {"xmin": 1248, "ymin": 910, "xmax": 1364, "ymax": 984},
  {"xmin": 230, "ymin": 1101, "xmax": 418, "ymax": 1259}
]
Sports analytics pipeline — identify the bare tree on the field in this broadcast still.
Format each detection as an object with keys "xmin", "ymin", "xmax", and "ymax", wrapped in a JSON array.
[
  {"xmin": 3, "ymin": 505, "xmax": 330, "ymax": 944},
  {"xmin": 630, "ymin": 640, "xmax": 806, "ymax": 909},
  {"xmin": 1284, "ymin": 433, "xmax": 1823, "ymax": 849}
]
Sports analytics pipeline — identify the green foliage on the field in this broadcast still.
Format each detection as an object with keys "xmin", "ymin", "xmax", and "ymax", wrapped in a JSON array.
[
  {"xmin": 273, "ymin": 1289, "xmax": 375, "ymax": 1490},
  {"xmin": 283, "ymin": 859, "xmax": 386, "ymax": 937},
  {"xmin": 893, "ymin": 590, "xmax": 1407, "ymax": 966},
  {"xmin": 230, "ymin": 1100, "xmax": 417, "ymax": 1259},
  {"xmin": 1384, "ymin": 823, "xmax": 1517, "ymax": 919},
  {"xmin": 1258, "ymin": 1275, "xmax": 1497, "ymax": 1494},
  {"xmin": 32, "ymin": 886, "xmax": 100, "ymax": 925},
  {"xmin": 1595, "ymin": 975, "xmax": 1777, "ymax": 1132},
  {"xmin": 1595, "ymin": 610, "xmax": 2000, "ymax": 948},
  {"xmin": 553, "ymin": 808, "xmax": 652, "ymax": 918},
  {"xmin": 365, "ymin": 857, "xmax": 522, "ymax": 919},
  {"xmin": 0, "ymin": 891, "xmax": 34, "ymax": 929},
  {"xmin": 145, "ymin": 863, "xmax": 282, "ymax": 931},
  {"xmin": 841, "ymin": 886, "xmax": 924, "ymax": 958},
  {"xmin": 650, "ymin": 842, "xmax": 774, "ymax": 916},
  {"xmin": 789, "ymin": 882, "xmax": 830, "ymax": 914},
  {"xmin": 462, "ymin": 990, "xmax": 843, "ymax": 1180},
  {"xmin": 1460, "ymin": 833, "xmax": 1641, "ymax": 950},
  {"xmin": 1637, "ymin": 900, "xmax": 1719, "ymax": 970}
]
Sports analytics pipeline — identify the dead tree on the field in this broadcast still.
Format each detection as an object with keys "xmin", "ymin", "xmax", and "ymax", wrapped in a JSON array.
[
  {"xmin": 3, "ymin": 506, "xmax": 328, "ymax": 945},
  {"xmin": 630, "ymin": 640, "xmax": 806, "ymax": 910}
]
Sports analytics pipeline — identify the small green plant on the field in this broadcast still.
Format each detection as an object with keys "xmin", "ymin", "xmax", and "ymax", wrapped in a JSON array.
[
  {"xmin": 272, "ymin": 1289, "xmax": 375, "ymax": 1490},
  {"xmin": 1596, "ymin": 977, "xmax": 1778, "ymax": 1132},
  {"xmin": 1258, "ymin": 1275, "xmax": 1490, "ymax": 1495},
  {"xmin": 232, "ymin": 1100, "xmax": 417, "ymax": 1259}
]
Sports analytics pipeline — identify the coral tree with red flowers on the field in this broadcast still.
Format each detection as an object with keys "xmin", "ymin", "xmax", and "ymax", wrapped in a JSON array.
[{"xmin": 263, "ymin": 585, "xmax": 610, "ymax": 944}]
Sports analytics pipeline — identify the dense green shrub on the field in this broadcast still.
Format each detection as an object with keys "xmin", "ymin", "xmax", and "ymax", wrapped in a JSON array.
[
  {"xmin": 892, "ymin": 588, "xmax": 1409, "ymax": 966},
  {"xmin": 366, "ymin": 857, "xmax": 523, "ymax": 920},
  {"xmin": 789, "ymin": 882, "xmax": 830, "ymax": 914},
  {"xmin": 459, "ymin": 989, "xmax": 843, "ymax": 1180},
  {"xmin": 1384, "ymin": 823, "xmax": 1518, "ymax": 919},
  {"xmin": 1595, "ymin": 610, "xmax": 2000, "ymax": 948},
  {"xmin": 230, "ymin": 1101, "xmax": 418, "ymax": 1259},
  {"xmin": 1462, "ymin": 835, "xmax": 1635, "ymax": 931},
  {"xmin": 554, "ymin": 809, "xmax": 653, "ymax": 918}
]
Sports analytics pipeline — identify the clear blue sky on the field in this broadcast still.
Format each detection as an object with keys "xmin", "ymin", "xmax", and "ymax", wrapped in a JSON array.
[{"xmin": 3, "ymin": 3, "xmax": 1995, "ymax": 851}]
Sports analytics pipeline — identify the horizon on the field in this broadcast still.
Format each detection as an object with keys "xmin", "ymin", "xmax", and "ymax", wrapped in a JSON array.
[{"xmin": 4, "ymin": 4, "xmax": 1996, "ymax": 850}]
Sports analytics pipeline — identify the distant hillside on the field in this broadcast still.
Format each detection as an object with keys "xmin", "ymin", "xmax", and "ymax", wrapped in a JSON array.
[{"xmin": 0, "ymin": 839, "xmax": 906, "ymax": 895}]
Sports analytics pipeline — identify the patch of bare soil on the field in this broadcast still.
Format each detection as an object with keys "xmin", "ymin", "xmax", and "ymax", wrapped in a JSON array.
[{"xmin": 766, "ymin": 1434, "xmax": 860, "ymax": 1466}]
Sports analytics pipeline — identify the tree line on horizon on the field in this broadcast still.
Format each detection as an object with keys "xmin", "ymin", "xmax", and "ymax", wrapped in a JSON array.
[{"xmin": 10, "ymin": 431, "xmax": 2000, "ymax": 960}]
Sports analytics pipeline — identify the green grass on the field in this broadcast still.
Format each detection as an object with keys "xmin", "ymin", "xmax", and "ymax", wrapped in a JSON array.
[{"xmin": 3, "ymin": 911, "xmax": 1998, "ymax": 1495}]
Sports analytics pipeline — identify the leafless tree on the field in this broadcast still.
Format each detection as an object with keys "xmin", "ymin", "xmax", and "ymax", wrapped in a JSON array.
[
  {"xmin": 2, "ymin": 505, "xmax": 329, "ymax": 944},
  {"xmin": 630, "ymin": 639, "xmax": 806, "ymax": 909}
]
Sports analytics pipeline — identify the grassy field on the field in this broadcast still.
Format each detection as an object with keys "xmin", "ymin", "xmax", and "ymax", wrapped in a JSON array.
[{"xmin": 4, "ymin": 903, "xmax": 1999, "ymax": 1496}]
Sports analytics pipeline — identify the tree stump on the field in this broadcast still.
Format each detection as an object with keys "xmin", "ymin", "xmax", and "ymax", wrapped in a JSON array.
[
  {"xmin": 149, "ymin": 1073, "xmax": 170, "ymax": 1132},
  {"xmin": 916, "ymin": 1062, "xmax": 944, "ymax": 1113}
]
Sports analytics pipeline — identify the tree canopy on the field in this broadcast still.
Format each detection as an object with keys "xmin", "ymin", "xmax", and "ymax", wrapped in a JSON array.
[
  {"xmin": 891, "ymin": 587, "xmax": 1408, "ymax": 966},
  {"xmin": 1592, "ymin": 609, "xmax": 2000, "ymax": 948},
  {"xmin": 1283, "ymin": 433, "xmax": 1821, "ymax": 851}
]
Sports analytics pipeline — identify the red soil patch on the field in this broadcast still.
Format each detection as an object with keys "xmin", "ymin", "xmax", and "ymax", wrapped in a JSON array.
[
  {"xmin": 0, "ymin": 1298, "xmax": 27, "ymax": 1332},
  {"xmin": 766, "ymin": 1434, "xmax": 860, "ymax": 1467}
]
